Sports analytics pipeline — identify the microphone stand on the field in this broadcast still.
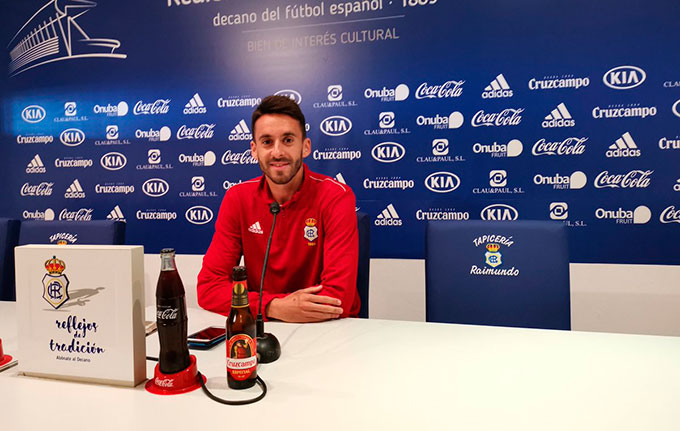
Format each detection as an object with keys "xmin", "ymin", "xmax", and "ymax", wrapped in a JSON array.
[{"xmin": 256, "ymin": 202, "xmax": 281, "ymax": 363}]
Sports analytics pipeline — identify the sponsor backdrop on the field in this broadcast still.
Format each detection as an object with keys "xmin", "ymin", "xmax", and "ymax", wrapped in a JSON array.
[{"xmin": 1, "ymin": 0, "xmax": 679, "ymax": 262}]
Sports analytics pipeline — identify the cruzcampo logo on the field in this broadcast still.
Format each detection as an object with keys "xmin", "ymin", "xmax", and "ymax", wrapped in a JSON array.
[
  {"xmin": 484, "ymin": 243, "xmax": 502, "ymax": 268},
  {"xmin": 42, "ymin": 255, "xmax": 69, "ymax": 309}
]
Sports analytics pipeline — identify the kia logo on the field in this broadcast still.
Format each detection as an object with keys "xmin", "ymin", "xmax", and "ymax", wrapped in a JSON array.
[
  {"xmin": 320, "ymin": 116, "xmax": 352, "ymax": 136},
  {"xmin": 142, "ymin": 178, "xmax": 169, "ymax": 197},
  {"xmin": 60, "ymin": 128, "xmax": 85, "ymax": 146},
  {"xmin": 274, "ymin": 89, "xmax": 302, "ymax": 104},
  {"xmin": 481, "ymin": 204, "xmax": 519, "ymax": 221},
  {"xmin": 22, "ymin": 105, "xmax": 46, "ymax": 123},
  {"xmin": 603, "ymin": 65, "xmax": 646, "ymax": 90},
  {"xmin": 424, "ymin": 172, "xmax": 460, "ymax": 193},
  {"xmin": 371, "ymin": 142, "xmax": 405, "ymax": 163},
  {"xmin": 185, "ymin": 205, "xmax": 213, "ymax": 225},
  {"xmin": 100, "ymin": 152, "xmax": 127, "ymax": 171}
]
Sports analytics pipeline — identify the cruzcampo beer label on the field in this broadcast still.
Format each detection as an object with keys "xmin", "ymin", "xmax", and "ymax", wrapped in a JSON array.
[{"xmin": 227, "ymin": 334, "xmax": 257, "ymax": 380}]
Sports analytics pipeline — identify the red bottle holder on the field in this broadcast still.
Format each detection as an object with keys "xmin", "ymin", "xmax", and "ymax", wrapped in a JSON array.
[
  {"xmin": 145, "ymin": 354, "xmax": 205, "ymax": 395},
  {"xmin": 0, "ymin": 339, "xmax": 13, "ymax": 367}
]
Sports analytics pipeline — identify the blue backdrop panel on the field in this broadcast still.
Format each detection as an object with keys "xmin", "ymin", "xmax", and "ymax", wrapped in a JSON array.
[
  {"xmin": 426, "ymin": 220, "xmax": 571, "ymax": 330},
  {"xmin": 0, "ymin": 0, "xmax": 679, "ymax": 262}
]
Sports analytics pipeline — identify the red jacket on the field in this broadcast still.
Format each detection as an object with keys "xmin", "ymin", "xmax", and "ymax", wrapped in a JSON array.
[{"xmin": 197, "ymin": 165, "xmax": 360, "ymax": 319}]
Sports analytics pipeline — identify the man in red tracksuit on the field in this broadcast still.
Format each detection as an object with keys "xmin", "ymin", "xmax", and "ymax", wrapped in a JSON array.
[{"xmin": 197, "ymin": 95, "xmax": 360, "ymax": 322}]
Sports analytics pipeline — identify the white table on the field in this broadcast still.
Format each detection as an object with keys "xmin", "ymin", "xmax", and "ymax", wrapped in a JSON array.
[{"xmin": 1, "ymin": 301, "xmax": 680, "ymax": 430}]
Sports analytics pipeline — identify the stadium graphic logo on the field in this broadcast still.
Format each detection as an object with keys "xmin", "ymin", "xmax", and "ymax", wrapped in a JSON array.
[
  {"xmin": 550, "ymin": 202, "xmax": 568, "ymax": 220},
  {"xmin": 8, "ymin": 0, "xmax": 126, "ymax": 77},
  {"xmin": 100, "ymin": 152, "xmax": 127, "ymax": 170},
  {"xmin": 183, "ymin": 93, "xmax": 207, "ymax": 114},
  {"xmin": 532, "ymin": 137, "xmax": 587, "ymax": 156},
  {"xmin": 107, "ymin": 205, "xmax": 125, "ymax": 221},
  {"xmin": 660, "ymin": 206, "xmax": 680, "ymax": 224},
  {"xmin": 142, "ymin": 178, "xmax": 169, "ymax": 197},
  {"xmin": 274, "ymin": 89, "xmax": 302, "ymax": 104},
  {"xmin": 42, "ymin": 255, "xmax": 69, "ymax": 309},
  {"xmin": 26, "ymin": 154, "xmax": 47, "ymax": 173},
  {"xmin": 22, "ymin": 105, "xmax": 46, "ymax": 123},
  {"xmin": 473, "ymin": 139, "xmax": 523, "ymax": 158},
  {"xmin": 424, "ymin": 172, "xmax": 460, "ymax": 193},
  {"xmin": 64, "ymin": 179, "xmax": 85, "ymax": 199},
  {"xmin": 603, "ymin": 66, "xmax": 646, "ymax": 90},
  {"xmin": 186, "ymin": 206, "xmax": 213, "ymax": 225},
  {"xmin": 375, "ymin": 204, "xmax": 402, "ymax": 226},
  {"xmin": 364, "ymin": 84, "xmax": 409, "ymax": 102},
  {"xmin": 542, "ymin": 103, "xmax": 574, "ymax": 128},
  {"xmin": 229, "ymin": 120, "xmax": 252, "ymax": 141},
  {"xmin": 471, "ymin": 108, "xmax": 523, "ymax": 127},
  {"xmin": 371, "ymin": 142, "xmax": 405, "ymax": 163},
  {"xmin": 482, "ymin": 74, "xmax": 513, "ymax": 98},
  {"xmin": 481, "ymin": 204, "xmax": 518, "ymax": 221},
  {"xmin": 320, "ymin": 116, "xmax": 352, "ymax": 136},
  {"xmin": 596, "ymin": 206, "xmax": 651, "ymax": 224},
  {"xmin": 607, "ymin": 132, "xmax": 640, "ymax": 158}
]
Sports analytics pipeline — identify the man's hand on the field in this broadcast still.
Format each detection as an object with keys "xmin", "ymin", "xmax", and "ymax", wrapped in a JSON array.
[{"xmin": 266, "ymin": 285, "xmax": 343, "ymax": 323}]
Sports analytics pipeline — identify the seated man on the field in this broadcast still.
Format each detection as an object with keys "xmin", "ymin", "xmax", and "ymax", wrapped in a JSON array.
[{"xmin": 197, "ymin": 95, "xmax": 360, "ymax": 322}]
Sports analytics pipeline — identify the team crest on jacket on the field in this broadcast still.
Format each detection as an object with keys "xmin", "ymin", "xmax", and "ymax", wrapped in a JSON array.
[{"xmin": 303, "ymin": 218, "xmax": 318, "ymax": 246}]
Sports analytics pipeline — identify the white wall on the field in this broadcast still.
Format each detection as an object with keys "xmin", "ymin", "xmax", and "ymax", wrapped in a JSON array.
[{"xmin": 144, "ymin": 254, "xmax": 680, "ymax": 337}]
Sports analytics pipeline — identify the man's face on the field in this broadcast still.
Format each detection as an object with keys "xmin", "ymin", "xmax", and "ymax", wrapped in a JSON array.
[{"xmin": 250, "ymin": 114, "xmax": 311, "ymax": 185}]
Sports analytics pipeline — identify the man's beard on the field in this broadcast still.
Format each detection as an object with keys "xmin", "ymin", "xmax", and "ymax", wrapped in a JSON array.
[{"xmin": 260, "ymin": 155, "xmax": 303, "ymax": 185}]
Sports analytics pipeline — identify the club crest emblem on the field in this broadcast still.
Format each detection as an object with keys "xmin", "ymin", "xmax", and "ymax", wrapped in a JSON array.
[
  {"xmin": 303, "ymin": 218, "xmax": 318, "ymax": 246},
  {"xmin": 484, "ymin": 243, "xmax": 502, "ymax": 268},
  {"xmin": 42, "ymin": 255, "xmax": 69, "ymax": 309}
]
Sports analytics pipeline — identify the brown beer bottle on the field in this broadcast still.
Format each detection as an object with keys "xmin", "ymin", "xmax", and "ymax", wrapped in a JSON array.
[{"xmin": 227, "ymin": 266, "xmax": 257, "ymax": 389}]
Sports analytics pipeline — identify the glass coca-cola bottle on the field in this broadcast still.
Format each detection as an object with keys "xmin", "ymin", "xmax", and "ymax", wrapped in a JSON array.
[{"xmin": 156, "ymin": 248, "xmax": 190, "ymax": 374}]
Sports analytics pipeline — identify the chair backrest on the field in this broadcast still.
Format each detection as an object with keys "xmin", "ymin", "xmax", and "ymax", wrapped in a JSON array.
[
  {"xmin": 356, "ymin": 212, "xmax": 371, "ymax": 318},
  {"xmin": 0, "ymin": 219, "xmax": 21, "ymax": 301},
  {"xmin": 18, "ymin": 220, "xmax": 126, "ymax": 246},
  {"xmin": 426, "ymin": 220, "xmax": 570, "ymax": 330}
]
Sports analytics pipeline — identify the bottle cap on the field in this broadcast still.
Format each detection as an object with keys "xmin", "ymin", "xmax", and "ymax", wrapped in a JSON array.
[
  {"xmin": 232, "ymin": 266, "xmax": 247, "ymax": 281},
  {"xmin": 160, "ymin": 248, "xmax": 175, "ymax": 255}
]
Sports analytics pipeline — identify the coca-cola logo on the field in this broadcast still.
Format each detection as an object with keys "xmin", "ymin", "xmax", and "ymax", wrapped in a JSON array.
[
  {"xmin": 21, "ymin": 182, "xmax": 54, "ymax": 196},
  {"xmin": 660, "ymin": 206, "xmax": 680, "ymax": 224},
  {"xmin": 471, "ymin": 109, "xmax": 524, "ymax": 127},
  {"xmin": 594, "ymin": 170, "xmax": 653, "ymax": 189},
  {"xmin": 157, "ymin": 308, "xmax": 179, "ymax": 320},
  {"xmin": 133, "ymin": 99, "xmax": 170, "ymax": 115},
  {"xmin": 59, "ymin": 208, "xmax": 93, "ymax": 221},
  {"xmin": 221, "ymin": 150, "xmax": 258, "ymax": 165},
  {"xmin": 415, "ymin": 80, "xmax": 464, "ymax": 99},
  {"xmin": 176, "ymin": 124, "xmax": 215, "ymax": 140},
  {"xmin": 532, "ymin": 137, "xmax": 588, "ymax": 156},
  {"xmin": 154, "ymin": 378, "xmax": 174, "ymax": 388}
]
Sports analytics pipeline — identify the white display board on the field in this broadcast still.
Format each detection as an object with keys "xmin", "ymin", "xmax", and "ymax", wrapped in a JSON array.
[{"xmin": 14, "ymin": 245, "xmax": 146, "ymax": 386}]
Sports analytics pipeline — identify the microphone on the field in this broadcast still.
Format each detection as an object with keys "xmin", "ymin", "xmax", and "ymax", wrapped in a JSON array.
[{"xmin": 256, "ymin": 201, "xmax": 281, "ymax": 363}]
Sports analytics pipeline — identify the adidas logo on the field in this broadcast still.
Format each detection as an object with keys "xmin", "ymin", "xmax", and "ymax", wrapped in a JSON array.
[
  {"xmin": 542, "ymin": 102, "xmax": 575, "ymax": 128},
  {"xmin": 107, "ymin": 205, "xmax": 126, "ymax": 221},
  {"xmin": 229, "ymin": 119, "xmax": 253, "ymax": 141},
  {"xmin": 183, "ymin": 93, "xmax": 207, "ymax": 114},
  {"xmin": 335, "ymin": 173, "xmax": 347, "ymax": 184},
  {"xmin": 374, "ymin": 204, "xmax": 402, "ymax": 226},
  {"xmin": 607, "ymin": 132, "xmax": 640, "ymax": 158},
  {"xmin": 482, "ymin": 74, "xmax": 513, "ymax": 98},
  {"xmin": 26, "ymin": 154, "xmax": 46, "ymax": 174},
  {"xmin": 64, "ymin": 179, "xmax": 85, "ymax": 199},
  {"xmin": 248, "ymin": 221, "xmax": 264, "ymax": 235}
]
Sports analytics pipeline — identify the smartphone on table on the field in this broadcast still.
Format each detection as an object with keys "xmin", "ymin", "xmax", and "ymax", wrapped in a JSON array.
[{"xmin": 187, "ymin": 326, "xmax": 226, "ymax": 350}]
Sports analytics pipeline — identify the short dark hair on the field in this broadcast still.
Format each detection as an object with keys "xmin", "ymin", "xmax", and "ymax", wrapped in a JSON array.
[{"xmin": 251, "ymin": 95, "xmax": 307, "ymax": 139}]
